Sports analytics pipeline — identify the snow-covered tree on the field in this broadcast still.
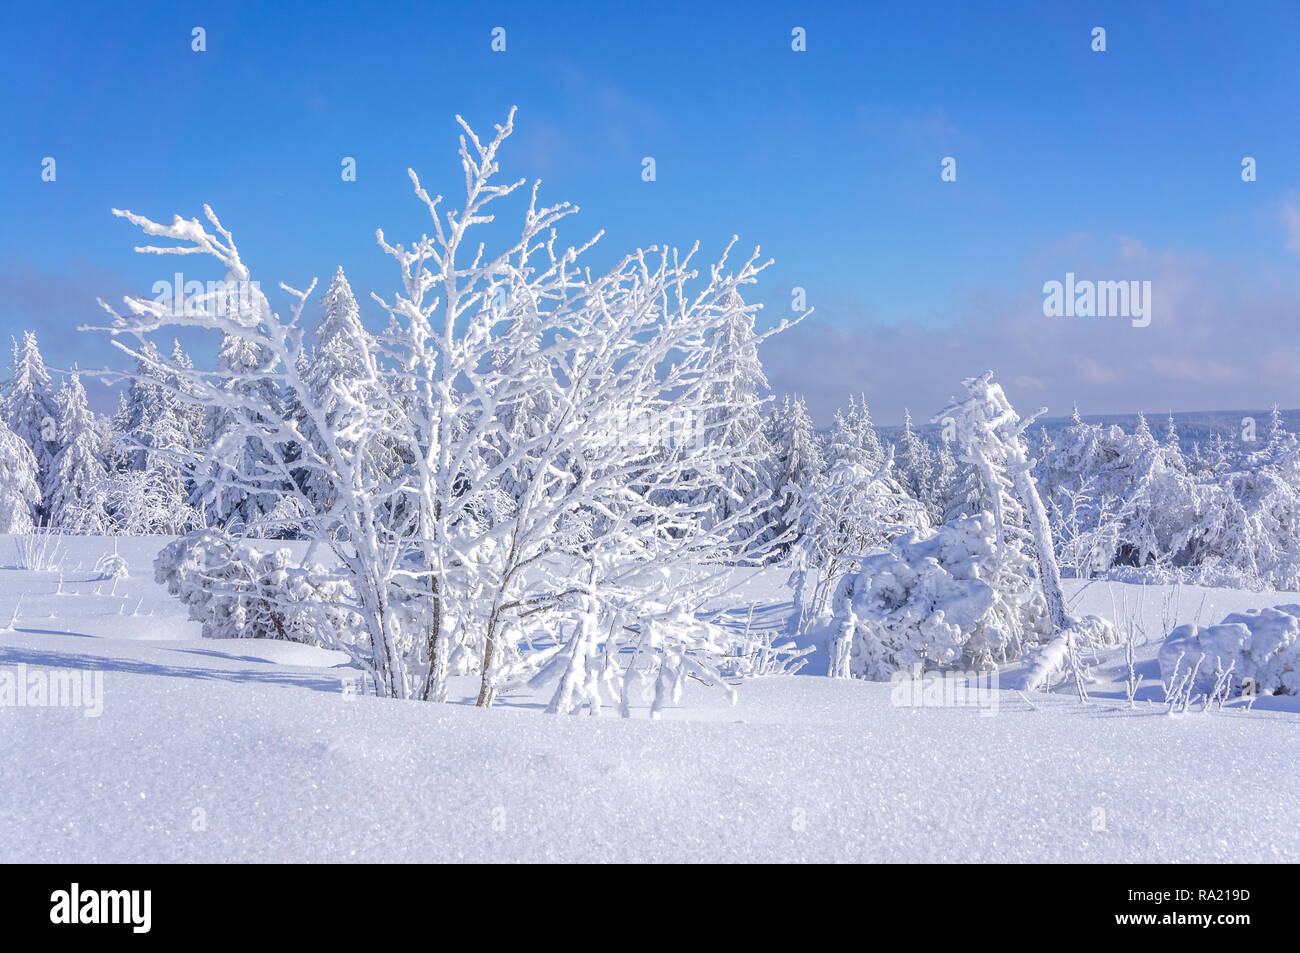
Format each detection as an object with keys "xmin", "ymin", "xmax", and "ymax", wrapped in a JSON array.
[
  {"xmin": 934, "ymin": 372, "xmax": 1064, "ymax": 636},
  {"xmin": 1262, "ymin": 403, "xmax": 1297, "ymax": 464},
  {"xmin": 825, "ymin": 394, "xmax": 883, "ymax": 472},
  {"xmin": 97, "ymin": 107, "xmax": 801, "ymax": 716},
  {"xmin": 0, "ymin": 415, "xmax": 40, "ymax": 532},
  {"xmin": 192, "ymin": 332, "xmax": 288, "ymax": 534},
  {"xmin": 929, "ymin": 438, "xmax": 960, "ymax": 518},
  {"xmin": 107, "ymin": 340, "xmax": 200, "ymax": 534},
  {"xmin": 110, "ymin": 341, "xmax": 165, "ymax": 472},
  {"xmin": 685, "ymin": 291, "xmax": 776, "ymax": 539},
  {"xmin": 2, "ymin": 331, "xmax": 59, "ymax": 520},
  {"xmin": 762, "ymin": 394, "xmax": 824, "ymax": 548},
  {"xmin": 296, "ymin": 267, "xmax": 392, "ymax": 518},
  {"xmin": 1163, "ymin": 412, "xmax": 1179, "ymax": 451},
  {"xmin": 47, "ymin": 373, "xmax": 109, "ymax": 532},
  {"xmin": 933, "ymin": 374, "xmax": 1116, "ymax": 688},
  {"xmin": 894, "ymin": 408, "xmax": 935, "ymax": 515}
]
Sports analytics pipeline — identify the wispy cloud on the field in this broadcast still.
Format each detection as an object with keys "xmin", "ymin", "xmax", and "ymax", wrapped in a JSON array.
[{"xmin": 762, "ymin": 237, "xmax": 1300, "ymax": 425}]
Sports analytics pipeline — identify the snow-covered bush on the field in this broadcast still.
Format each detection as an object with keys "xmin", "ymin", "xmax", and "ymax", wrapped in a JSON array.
[
  {"xmin": 156, "ymin": 530, "xmax": 363, "ymax": 644},
  {"xmin": 93, "ymin": 551, "xmax": 129, "ymax": 581},
  {"xmin": 505, "ymin": 596, "xmax": 755, "ymax": 717},
  {"xmin": 830, "ymin": 513, "xmax": 1051, "ymax": 679},
  {"xmin": 795, "ymin": 452, "xmax": 930, "ymax": 625},
  {"xmin": 99, "ymin": 107, "xmax": 799, "ymax": 712},
  {"xmin": 1160, "ymin": 605, "xmax": 1300, "ymax": 697}
]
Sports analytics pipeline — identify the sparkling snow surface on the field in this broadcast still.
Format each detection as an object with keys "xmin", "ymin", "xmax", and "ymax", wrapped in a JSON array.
[{"xmin": 0, "ymin": 537, "xmax": 1295, "ymax": 862}]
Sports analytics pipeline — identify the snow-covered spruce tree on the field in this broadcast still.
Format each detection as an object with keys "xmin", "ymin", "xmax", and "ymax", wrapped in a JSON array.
[
  {"xmin": 162, "ymin": 339, "xmax": 207, "ymax": 482},
  {"xmin": 0, "ymin": 415, "xmax": 40, "ymax": 533},
  {"xmin": 894, "ymin": 408, "xmax": 935, "ymax": 517},
  {"xmin": 192, "ymin": 331, "xmax": 291, "ymax": 535},
  {"xmin": 1264, "ymin": 403, "xmax": 1295, "ymax": 460},
  {"xmin": 96, "ymin": 108, "xmax": 799, "ymax": 715},
  {"xmin": 295, "ymin": 267, "xmax": 394, "ymax": 519},
  {"xmin": 106, "ymin": 340, "xmax": 200, "ymax": 534},
  {"xmin": 1163, "ymin": 412, "xmax": 1179, "ymax": 452},
  {"xmin": 761, "ymin": 394, "xmax": 824, "ymax": 550},
  {"xmin": 932, "ymin": 375, "xmax": 1053, "ymax": 660},
  {"xmin": 825, "ymin": 394, "xmax": 884, "ymax": 473},
  {"xmin": 1105, "ymin": 419, "xmax": 1199, "ymax": 570},
  {"xmin": 2, "ymin": 331, "xmax": 60, "ymax": 522},
  {"xmin": 683, "ymin": 290, "xmax": 776, "ymax": 540},
  {"xmin": 109, "ymin": 340, "xmax": 165, "ymax": 472},
  {"xmin": 929, "ymin": 437, "xmax": 960, "ymax": 517},
  {"xmin": 47, "ymin": 373, "xmax": 109, "ymax": 532}
]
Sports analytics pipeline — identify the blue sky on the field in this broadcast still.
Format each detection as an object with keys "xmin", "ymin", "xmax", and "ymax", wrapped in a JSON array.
[{"xmin": 3, "ymin": 0, "xmax": 1299, "ymax": 423}]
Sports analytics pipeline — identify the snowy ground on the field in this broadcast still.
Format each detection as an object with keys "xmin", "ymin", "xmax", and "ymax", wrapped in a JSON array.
[{"xmin": 0, "ymin": 535, "xmax": 1296, "ymax": 862}]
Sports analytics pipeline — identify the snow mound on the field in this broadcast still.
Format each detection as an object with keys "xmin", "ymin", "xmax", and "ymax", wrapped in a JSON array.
[{"xmin": 1160, "ymin": 605, "xmax": 1300, "ymax": 696}]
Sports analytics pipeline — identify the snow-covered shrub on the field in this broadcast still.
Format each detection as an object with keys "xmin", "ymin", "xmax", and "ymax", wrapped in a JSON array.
[
  {"xmin": 830, "ymin": 513, "xmax": 1052, "ymax": 679},
  {"xmin": 1160, "ymin": 605, "xmax": 1300, "ymax": 697},
  {"xmin": 793, "ymin": 452, "xmax": 930, "ymax": 626},
  {"xmin": 717, "ymin": 604, "xmax": 816, "ymax": 677},
  {"xmin": 93, "ymin": 551, "xmax": 129, "ymax": 581},
  {"xmin": 156, "ymin": 530, "xmax": 362, "ymax": 644},
  {"xmin": 506, "ymin": 597, "xmax": 753, "ymax": 718},
  {"xmin": 98, "ymin": 107, "xmax": 799, "ymax": 711},
  {"xmin": 1019, "ymin": 614, "xmax": 1118, "ymax": 695}
]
